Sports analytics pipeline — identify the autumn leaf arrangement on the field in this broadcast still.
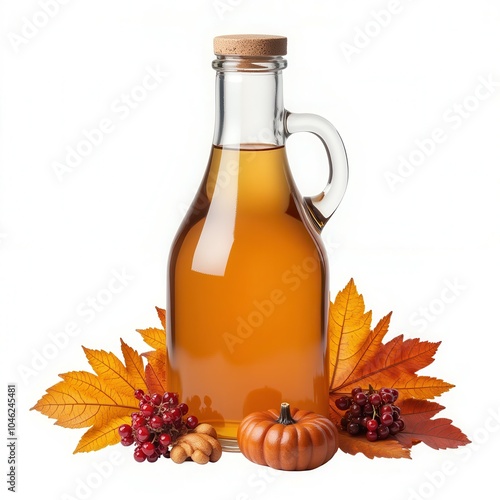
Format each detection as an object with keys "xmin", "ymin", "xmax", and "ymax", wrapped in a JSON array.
[
  {"xmin": 32, "ymin": 308, "xmax": 170, "ymax": 454},
  {"xmin": 32, "ymin": 279, "xmax": 470, "ymax": 460},
  {"xmin": 328, "ymin": 279, "xmax": 469, "ymax": 458}
]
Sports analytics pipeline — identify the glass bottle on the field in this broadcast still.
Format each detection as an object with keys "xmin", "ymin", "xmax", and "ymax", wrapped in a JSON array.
[{"xmin": 166, "ymin": 35, "xmax": 348, "ymax": 451}]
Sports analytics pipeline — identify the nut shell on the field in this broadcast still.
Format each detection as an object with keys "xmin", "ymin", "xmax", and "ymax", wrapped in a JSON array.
[{"xmin": 169, "ymin": 423, "xmax": 223, "ymax": 464}]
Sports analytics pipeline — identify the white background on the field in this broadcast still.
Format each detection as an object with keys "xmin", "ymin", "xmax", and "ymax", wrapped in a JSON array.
[{"xmin": 1, "ymin": 1, "xmax": 499, "ymax": 499}]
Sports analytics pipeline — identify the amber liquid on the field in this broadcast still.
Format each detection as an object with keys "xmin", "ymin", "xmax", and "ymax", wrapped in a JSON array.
[{"xmin": 167, "ymin": 145, "xmax": 329, "ymax": 449}]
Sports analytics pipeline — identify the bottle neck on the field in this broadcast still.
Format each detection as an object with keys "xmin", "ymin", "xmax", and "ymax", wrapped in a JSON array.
[{"xmin": 212, "ymin": 56, "xmax": 287, "ymax": 148}]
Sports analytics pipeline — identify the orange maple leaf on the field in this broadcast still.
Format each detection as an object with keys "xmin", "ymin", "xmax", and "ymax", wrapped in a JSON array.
[
  {"xmin": 395, "ymin": 399, "xmax": 470, "ymax": 450},
  {"xmin": 328, "ymin": 279, "xmax": 468, "ymax": 458},
  {"xmin": 143, "ymin": 350, "xmax": 167, "ymax": 395},
  {"xmin": 137, "ymin": 308, "xmax": 168, "ymax": 394}
]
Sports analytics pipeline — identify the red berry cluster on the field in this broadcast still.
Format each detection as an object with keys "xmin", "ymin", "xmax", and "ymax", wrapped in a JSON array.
[
  {"xmin": 118, "ymin": 390, "xmax": 199, "ymax": 463},
  {"xmin": 335, "ymin": 386, "xmax": 405, "ymax": 442}
]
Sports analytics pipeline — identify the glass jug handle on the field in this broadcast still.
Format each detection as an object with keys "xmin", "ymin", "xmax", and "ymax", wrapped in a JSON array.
[{"xmin": 285, "ymin": 111, "xmax": 349, "ymax": 230}]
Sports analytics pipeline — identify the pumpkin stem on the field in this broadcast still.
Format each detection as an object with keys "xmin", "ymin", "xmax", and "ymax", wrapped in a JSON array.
[{"xmin": 276, "ymin": 402, "xmax": 296, "ymax": 425}]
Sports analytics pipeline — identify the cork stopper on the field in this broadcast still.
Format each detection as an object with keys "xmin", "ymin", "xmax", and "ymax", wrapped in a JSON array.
[{"xmin": 214, "ymin": 34, "xmax": 287, "ymax": 56}]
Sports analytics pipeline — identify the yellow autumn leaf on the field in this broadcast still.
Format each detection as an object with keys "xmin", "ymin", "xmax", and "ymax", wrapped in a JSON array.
[
  {"xmin": 389, "ymin": 374, "xmax": 454, "ymax": 401},
  {"xmin": 31, "ymin": 371, "xmax": 137, "ymax": 429},
  {"xmin": 74, "ymin": 415, "xmax": 131, "ymax": 454},
  {"xmin": 335, "ymin": 373, "xmax": 454, "ymax": 401},
  {"xmin": 120, "ymin": 339, "xmax": 148, "ymax": 392},
  {"xmin": 329, "ymin": 278, "xmax": 372, "ymax": 390},
  {"xmin": 136, "ymin": 327, "xmax": 166, "ymax": 352},
  {"xmin": 83, "ymin": 347, "xmax": 138, "ymax": 399},
  {"xmin": 155, "ymin": 306, "xmax": 166, "ymax": 329}
]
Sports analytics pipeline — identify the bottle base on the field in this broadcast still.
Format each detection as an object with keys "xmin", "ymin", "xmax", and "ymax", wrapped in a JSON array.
[{"xmin": 219, "ymin": 437, "xmax": 240, "ymax": 452}]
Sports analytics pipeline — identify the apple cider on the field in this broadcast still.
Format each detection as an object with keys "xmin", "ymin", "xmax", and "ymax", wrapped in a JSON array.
[{"xmin": 167, "ymin": 145, "xmax": 329, "ymax": 448}]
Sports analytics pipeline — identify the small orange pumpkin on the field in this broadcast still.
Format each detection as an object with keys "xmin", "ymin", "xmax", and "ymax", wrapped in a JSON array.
[{"xmin": 237, "ymin": 402, "xmax": 339, "ymax": 471}]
